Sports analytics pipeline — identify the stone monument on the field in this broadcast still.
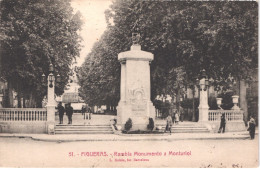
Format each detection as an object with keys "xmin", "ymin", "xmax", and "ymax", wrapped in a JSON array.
[{"xmin": 117, "ymin": 33, "xmax": 156, "ymax": 130}]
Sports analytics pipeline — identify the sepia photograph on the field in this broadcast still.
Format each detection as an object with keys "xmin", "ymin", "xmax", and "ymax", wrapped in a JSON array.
[{"xmin": 0, "ymin": 0, "xmax": 258, "ymax": 168}]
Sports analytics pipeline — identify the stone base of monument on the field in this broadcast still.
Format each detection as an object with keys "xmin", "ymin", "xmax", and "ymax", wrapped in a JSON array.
[{"xmin": 117, "ymin": 101, "xmax": 156, "ymax": 131}]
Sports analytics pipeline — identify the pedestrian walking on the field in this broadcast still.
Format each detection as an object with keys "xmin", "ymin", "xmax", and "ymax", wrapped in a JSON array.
[
  {"xmin": 87, "ymin": 106, "xmax": 92, "ymax": 120},
  {"xmin": 218, "ymin": 113, "xmax": 226, "ymax": 133},
  {"xmin": 247, "ymin": 116, "xmax": 256, "ymax": 139},
  {"xmin": 170, "ymin": 108, "xmax": 175, "ymax": 124},
  {"xmin": 179, "ymin": 106, "xmax": 184, "ymax": 122},
  {"xmin": 66, "ymin": 103, "xmax": 74, "ymax": 124},
  {"xmin": 56, "ymin": 102, "xmax": 65, "ymax": 124},
  {"xmin": 81, "ymin": 105, "xmax": 85, "ymax": 115},
  {"xmin": 164, "ymin": 114, "xmax": 173, "ymax": 134},
  {"xmin": 82, "ymin": 105, "xmax": 87, "ymax": 123},
  {"xmin": 175, "ymin": 111, "xmax": 180, "ymax": 125}
]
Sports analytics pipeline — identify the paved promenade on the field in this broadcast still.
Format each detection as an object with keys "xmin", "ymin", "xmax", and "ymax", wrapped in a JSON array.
[
  {"xmin": 0, "ymin": 130, "xmax": 257, "ymax": 142},
  {"xmin": 1, "ymin": 114, "xmax": 258, "ymax": 142}
]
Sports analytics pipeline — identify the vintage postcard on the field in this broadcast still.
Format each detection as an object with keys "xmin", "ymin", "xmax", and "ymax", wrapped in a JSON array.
[{"xmin": 0, "ymin": 0, "xmax": 258, "ymax": 168}]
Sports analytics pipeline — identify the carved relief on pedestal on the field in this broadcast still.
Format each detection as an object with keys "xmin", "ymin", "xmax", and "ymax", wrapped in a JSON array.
[{"xmin": 128, "ymin": 87, "xmax": 147, "ymax": 116}]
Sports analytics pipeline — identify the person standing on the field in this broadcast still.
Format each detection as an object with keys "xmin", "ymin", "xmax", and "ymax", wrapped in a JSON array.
[
  {"xmin": 87, "ymin": 106, "xmax": 92, "ymax": 120},
  {"xmin": 247, "ymin": 116, "xmax": 256, "ymax": 139},
  {"xmin": 179, "ymin": 106, "xmax": 184, "ymax": 122},
  {"xmin": 165, "ymin": 114, "xmax": 173, "ymax": 134},
  {"xmin": 82, "ymin": 105, "xmax": 87, "ymax": 120},
  {"xmin": 218, "ymin": 113, "xmax": 226, "ymax": 133},
  {"xmin": 66, "ymin": 103, "xmax": 74, "ymax": 124},
  {"xmin": 56, "ymin": 102, "xmax": 65, "ymax": 124},
  {"xmin": 175, "ymin": 111, "xmax": 180, "ymax": 125}
]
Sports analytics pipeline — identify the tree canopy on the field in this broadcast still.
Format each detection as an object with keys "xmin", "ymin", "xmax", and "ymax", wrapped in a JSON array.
[
  {"xmin": 0, "ymin": 0, "xmax": 83, "ymax": 107},
  {"xmin": 78, "ymin": 0, "xmax": 257, "ymax": 107}
]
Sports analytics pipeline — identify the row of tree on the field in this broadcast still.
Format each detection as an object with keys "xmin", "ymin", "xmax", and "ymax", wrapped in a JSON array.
[
  {"xmin": 78, "ymin": 1, "xmax": 257, "ymax": 109},
  {"xmin": 0, "ymin": 0, "xmax": 82, "ymax": 107}
]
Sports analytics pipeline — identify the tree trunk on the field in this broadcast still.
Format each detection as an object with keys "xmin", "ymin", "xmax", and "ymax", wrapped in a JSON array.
[
  {"xmin": 239, "ymin": 80, "xmax": 248, "ymax": 123},
  {"xmin": 28, "ymin": 92, "xmax": 34, "ymax": 108},
  {"xmin": 36, "ymin": 97, "xmax": 42, "ymax": 108},
  {"xmin": 176, "ymin": 85, "xmax": 180, "ymax": 111},
  {"xmin": 7, "ymin": 82, "xmax": 14, "ymax": 108},
  {"xmin": 23, "ymin": 97, "xmax": 26, "ymax": 108},
  {"xmin": 17, "ymin": 92, "xmax": 21, "ymax": 108}
]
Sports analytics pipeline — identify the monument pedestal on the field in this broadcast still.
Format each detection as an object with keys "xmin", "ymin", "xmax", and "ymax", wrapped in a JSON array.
[
  {"xmin": 117, "ymin": 45, "xmax": 156, "ymax": 131},
  {"xmin": 117, "ymin": 101, "xmax": 155, "ymax": 130}
]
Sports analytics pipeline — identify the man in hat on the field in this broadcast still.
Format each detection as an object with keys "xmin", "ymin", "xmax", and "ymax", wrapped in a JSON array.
[
  {"xmin": 56, "ymin": 102, "xmax": 65, "ymax": 124},
  {"xmin": 247, "ymin": 116, "xmax": 256, "ymax": 139},
  {"xmin": 218, "ymin": 113, "xmax": 226, "ymax": 133},
  {"xmin": 66, "ymin": 103, "xmax": 74, "ymax": 124}
]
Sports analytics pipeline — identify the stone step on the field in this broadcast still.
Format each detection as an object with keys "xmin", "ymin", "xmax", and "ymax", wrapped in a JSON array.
[
  {"xmin": 172, "ymin": 126, "xmax": 207, "ymax": 129},
  {"xmin": 172, "ymin": 128, "xmax": 209, "ymax": 131},
  {"xmin": 55, "ymin": 128, "xmax": 113, "ymax": 131},
  {"xmin": 55, "ymin": 131, "xmax": 114, "ymax": 134},
  {"xmin": 163, "ymin": 128, "xmax": 209, "ymax": 131},
  {"xmin": 171, "ymin": 128, "xmax": 208, "ymax": 131},
  {"xmin": 56, "ymin": 125, "xmax": 111, "ymax": 128},
  {"xmin": 171, "ymin": 130, "xmax": 209, "ymax": 133},
  {"xmin": 56, "ymin": 127, "xmax": 111, "ymax": 130},
  {"xmin": 163, "ymin": 129, "xmax": 209, "ymax": 133},
  {"xmin": 160, "ymin": 126, "xmax": 208, "ymax": 129},
  {"xmin": 157, "ymin": 123, "xmax": 210, "ymax": 133},
  {"xmin": 159, "ymin": 127, "xmax": 208, "ymax": 130},
  {"xmin": 55, "ymin": 124, "xmax": 113, "ymax": 134},
  {"xmin": 157, "ymin": 124, "xmax": 206, "ymax": 127},
  {"xmin": 56, "ymin": 124, "xmax": 110, "ymax": 127}
]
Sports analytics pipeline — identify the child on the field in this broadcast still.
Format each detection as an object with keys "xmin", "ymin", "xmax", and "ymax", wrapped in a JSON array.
[{"xmin": 165, "ymin": 114, "xmax": 173, "ymax": 134}]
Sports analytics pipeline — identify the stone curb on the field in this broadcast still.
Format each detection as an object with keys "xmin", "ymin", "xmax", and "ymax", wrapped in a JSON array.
[{"xmin": 0, "ymin": 133, "xmax": 256, "ymax": 143}]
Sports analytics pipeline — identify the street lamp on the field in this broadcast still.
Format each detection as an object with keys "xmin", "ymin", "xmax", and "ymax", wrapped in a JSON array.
[
  {"xmin": 41, "ymin": 63, "xmax": 61, "ymax": 135},
  {"xmin": 56, "ymin": 74, "xmax": 61, "ymax": 83},
  {"xmin": 42, "ymin": 64, "xmax": 60, "ymax": 88},
  {"xmin": 42, "ymin": 73, "xmax": 46, "ymax": 84},
  {"xmin": 49, "ymin": 63, "xmax": 54, "ymax": 73},
  {"xmin": 49, "ymin": 73, "xmax": 54, "ymax": 88}
]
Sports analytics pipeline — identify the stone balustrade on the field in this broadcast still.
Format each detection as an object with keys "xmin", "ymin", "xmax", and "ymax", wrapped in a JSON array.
[
  {"xmin": 208, "ymin": 110, "xmax": 243, "ymax": 122},
  {"xmin": 0, "ymin": 108, "xmax": 47, "ymax": 121}
]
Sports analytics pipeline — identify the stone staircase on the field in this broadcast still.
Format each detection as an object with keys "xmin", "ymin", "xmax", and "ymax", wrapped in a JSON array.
[
  {"xmin": 156, "ymin": 122, "xmax": 210, "ymax": 133},
  {"xmin": 55, "ymin": 124, "xmax": 113, "ymax": 134}
]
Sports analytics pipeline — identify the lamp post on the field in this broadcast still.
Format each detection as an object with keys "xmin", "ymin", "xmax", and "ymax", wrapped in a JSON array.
[
  {"xmin": 197, "ymin": 69, "xmax": 210, "ymax": 122},
  {"xmin": 42, "ymin": 64, "xmax": 61, "ymax": 134}
]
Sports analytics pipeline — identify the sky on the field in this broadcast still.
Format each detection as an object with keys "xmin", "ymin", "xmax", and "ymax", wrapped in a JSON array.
[{"xmin": 70, "ymin": 0, "xmax": 112, "ymax": 66}]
